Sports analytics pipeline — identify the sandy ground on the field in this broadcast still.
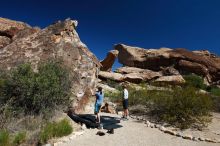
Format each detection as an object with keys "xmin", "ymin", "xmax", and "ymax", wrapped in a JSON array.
[{"xmin": 59, "ymin": 113, "xmax": 219, "ymax": 146}]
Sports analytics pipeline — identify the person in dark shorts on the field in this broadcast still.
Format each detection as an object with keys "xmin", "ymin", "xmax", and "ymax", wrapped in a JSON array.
[
  {"xmin": 122, "ymin": 84, "xmax": 129, "ymax": 120},
  {"xmin": 94, "ymin": 87, "xmax": 104, "ymax": 124}
]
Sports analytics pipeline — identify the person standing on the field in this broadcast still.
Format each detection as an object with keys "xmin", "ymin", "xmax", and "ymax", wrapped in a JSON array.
[
  {"xmin": 94, "ymin": 87, "xmax": 104, "ymax": 124},
  {"xmin": 122, "ymin": 84, "xmax": 129, "ymax": 120}
]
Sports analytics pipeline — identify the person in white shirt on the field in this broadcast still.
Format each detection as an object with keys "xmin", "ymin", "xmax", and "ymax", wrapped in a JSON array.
[{"xmin": 122, "ymin": 84, "xmax": 129, "ymax": 120}]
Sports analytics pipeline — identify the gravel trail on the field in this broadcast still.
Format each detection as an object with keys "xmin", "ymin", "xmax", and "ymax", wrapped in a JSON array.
[{"xmin": 60, "ymin": 113, "xmax": 218, "ymax": 146}]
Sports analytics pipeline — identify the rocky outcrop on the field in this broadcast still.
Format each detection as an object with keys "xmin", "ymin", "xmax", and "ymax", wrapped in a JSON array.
[
  {"xmin": 116, "ymin": 66, "xmax": 162, "ymax": 83},
  {"xmin": 0, "ymin": 18, "xmax": 101, "ymax": 113},
  {"xmin": 99, "ymin": 66, "xmax": 162, "ymax": 83},
  {"xmin": 115, "ymin": 44, "xmax": 173, "ymax": 71},
  {"xmin": 115, "ymin": 44, "xmax": 220, "ymax": 84},
  {"xmin": 160, "ymin": 66, "xmax": 180, "ymax": 76},
  {"xmin": 178, "ymin": 60, "xmax": 208, "ymax": 76},
  {"xmin": 100, "ymin": 50, "xmax": 118, "ymax": 71},
  {"xmin": 99, "ymin": 71, "xmax": 124, "ymax": 82},
  {"xmin": 0, "ymin": 36, "xmax": 10, "ymax": 48},
  {"xmin": 154, "ymin": 75, "xmax": 185, "ymax": 85},
  {"xmin": 0, "ymin": 17, "xmax": 32, "ymax": 48}
]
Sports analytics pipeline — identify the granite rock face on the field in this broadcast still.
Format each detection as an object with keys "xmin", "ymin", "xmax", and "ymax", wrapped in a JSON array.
[{"xmin": 0, "ymin": 18, "xmax": 101, "ymax": 113}]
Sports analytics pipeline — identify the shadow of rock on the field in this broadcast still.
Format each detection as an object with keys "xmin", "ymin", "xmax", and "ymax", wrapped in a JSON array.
[{"xmin": 68, "ymin": 113, "xmax": 122, "ymax": 130}]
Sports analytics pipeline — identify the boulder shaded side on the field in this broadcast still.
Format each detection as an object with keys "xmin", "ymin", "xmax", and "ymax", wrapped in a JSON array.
[{"xmin": 100, "ymin": 50, "xmax": 118, "ymax": 71}]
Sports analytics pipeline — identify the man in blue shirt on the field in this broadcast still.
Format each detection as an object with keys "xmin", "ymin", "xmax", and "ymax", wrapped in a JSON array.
[{"xmin": 95, "ymin": 87, "xmax": 104, "ymax": 124}]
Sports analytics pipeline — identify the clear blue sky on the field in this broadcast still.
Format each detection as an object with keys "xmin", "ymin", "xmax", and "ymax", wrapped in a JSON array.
[{"xmin": 1, "ymin": 0, "xmax": 220, "ymax": 69}]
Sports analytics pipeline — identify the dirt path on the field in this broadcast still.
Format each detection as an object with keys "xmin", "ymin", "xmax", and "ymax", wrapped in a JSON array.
[{"xmin": 59, "ymin": 113, "xmax": 219, "ymax": 146}]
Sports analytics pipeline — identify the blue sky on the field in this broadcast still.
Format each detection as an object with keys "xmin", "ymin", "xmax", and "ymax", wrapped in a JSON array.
[{"xmin": 1, "ymin": 0, "xmax": 220, "ymax": 69}]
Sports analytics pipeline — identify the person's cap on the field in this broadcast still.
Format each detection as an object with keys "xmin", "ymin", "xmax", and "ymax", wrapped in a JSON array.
[
  {"xmin": 122, "ymin": 83, "xmax": 127, "ymax": 88},
  {"xmin": 98, "ymin": 86, "xmax": 102, "ymax": 90}
]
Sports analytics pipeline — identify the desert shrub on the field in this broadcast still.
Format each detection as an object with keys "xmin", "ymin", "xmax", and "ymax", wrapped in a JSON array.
[
  {"xmin": 106, "ymin": 79, "xmax": 118, "ymax": 88},
  {"xmin": 126, "ymin": 84, "xmax": 212, "ymax": 129},
  {"xmin": 13, "ymin": 132, "xmax": 26, "ymax": 145},
  {"xmin": 209, "ymin": 86, "xmax": 220, "ymax": 97},
  {"xmin": 106, "ymin": 85, "xmax": 150, "ymax": 106},
  {"xmin": 183, "ymin": 74, "xmax": 207, "ymax": 89},
  {"xmin": 0, "ymin": 130, "xmax": 10, "ymax": 146},
  {"xmin": 39, "ymin": 119, "xmax": 73, "ymax": 143},
  {"xmin": 53, "ymin": 119, "xmax": 73, "ymax": 137},
  {"xmin": 1, "ymin": 61, "xmax": 71, "ymax": 115},
  {"xmin": 105, "ymin": 91, "xmax": 123, "ymax": 103},
  {"xmin": 207, "ymin": 86, "xmax": 220, "ymax": 111},
  {"xmin": 127, "ymin": 87, "xmax": 149, "ymax": 106},
  {"xmin": 106, "ymin": 79, "xmax": 122, "ymax": 91},
  {"xmin": 0, "ymin": 71, "xmax": 9, "ymax": 106},
  {"xmin": 151, "ymin": 86, "xmax": 212, "ymax": 129},
  {"xmin": 0, "ymin": 130, "xmax": 26, "ymax": 146}
]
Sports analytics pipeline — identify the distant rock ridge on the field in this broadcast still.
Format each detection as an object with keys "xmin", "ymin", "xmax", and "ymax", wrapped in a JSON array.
[
  {"xmin": 0, "ymin": 17, "xmax": 101, "ymax": 113},
  {"xmin": 100, "ymin": 44, "xmax": 220, "ymax": 85}
]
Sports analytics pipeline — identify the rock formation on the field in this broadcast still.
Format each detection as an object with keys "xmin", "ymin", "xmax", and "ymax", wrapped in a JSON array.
[
  {"xmin": 100, "ymin": 50, "xmax": 118, "ymax": 71},
  {"xmin": 154, "ymin": 75, "xmax": 185, "ymax": 85},
  {"xmin": 99, "ymin": 67, "xmax": 162, "ymax": 83},
  {"xmin": 99, "ymin": 71, "xmax": 124, "ymax": 82},
  {"xmin": 0, "ymin": 17, "xmax": 33, "ymax": 48},
  {"xmin": 0, "ymin": 18, "xmax": 101, "ymax": 113},
  {"xmin": 114, "ymin": 44, "xmax": 220, "ymax": 84}
]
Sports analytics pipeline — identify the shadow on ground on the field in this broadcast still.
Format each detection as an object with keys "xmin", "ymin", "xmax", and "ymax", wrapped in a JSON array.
[{"xmin": 68, "ymin": 113, "xmax": 122, "ymax": 130}]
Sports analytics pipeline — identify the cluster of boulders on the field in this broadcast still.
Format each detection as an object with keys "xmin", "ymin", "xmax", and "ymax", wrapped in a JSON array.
[
  {"xmin": 0, "ymin": 17, "xmax": 101, "ymax": 113},
  {"xmin": 100, "ymin": 44, "xmax": 220, "ymax": 85},
  {"xmin": 130, "ymin": 115, "xmax": 220, "ymax": 143}
]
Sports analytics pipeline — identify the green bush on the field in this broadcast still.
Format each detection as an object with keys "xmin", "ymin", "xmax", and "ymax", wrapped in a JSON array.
[
  {"xmin": 13, "ymin": 132, "xmax": 26, "ymax": 145},
  {"xmin": 106, "ymin": 79, "xmax": 118, "ymax": 88},
  {"xmin": 127, "ymin": 87, "xmax": 149, "ymax": 106},
  {"xmin": 54, "ymin": 119, "xmax": 73, "ymax": 137},
  {"xmin": 126, "ymin": 84, "xmax": 212, "ymax": 129},
  {"xmin": 0, "ymin": 130, "xmax": 10, "ymax": 146},
  {"xmin": 106, "ymin": 79, "xmax": 123, "ymax": 91},
  {"xmin": 1, "ymin": 61, "xmax": 71, "ymax": 115},
  {"xmin": 40, "ymin": 119, "xmax": 73, "ymax": 143},
  {"xmin": 105, "ymin": 91, "xmax": 123, "ymax": 103},
  {"xmin": 210, "ymin": 86, "xmax": 220, "ymax": 96},
  {"xmin": 0, "ymin": 130, "xmax": 26, "ymax": 146},
  {"xmin": 151, "ymin": 86, "xmax": 212, "ymax": 129},
  {"xmin": 183, "ymin": 74, "xmax": 207, "ymax": 89},
  {"xmin": 207, "ymin": 86, "xmax": 220, "ymax": 111}
]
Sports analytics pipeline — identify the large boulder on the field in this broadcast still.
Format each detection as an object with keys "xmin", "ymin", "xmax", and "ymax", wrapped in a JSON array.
[
  {"xmin": 115, "ymin": 44, "xmax": 220, "ymax": 84},
  {"xmin": 116, "ymin": 66, "xmax": 162, "ymax": 82},
  {"xmin": 178, "ymin": 60, "xmax": 208, "ymax": 76},
  {"xmin": 115, "ymin": 44, "xmax": 173, "ymax": 71},
  {"xmin": 115, "ymin": 66, "xmax": 157, "ymax": 74},
  {"xmin": 99, "ymin": 71, "xmax": 124, "ymax": 82},
  {"xmin": 100, "ymin": 50, "xmax": 118, "ymax": 71},
  {"xmin": 160, "ymin": 66, "xmax": 180, "ymax": 76},
  {"xmin": 0, "ymin": 18, "xmax": 101, "ymax": 114},
  {"xmin": 154, "ymin": 75, "xmax": 185, "ymax": 85},
  {"xmin": 99, "ymin": 67, "xmax": 162, "ymax": 83}
]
